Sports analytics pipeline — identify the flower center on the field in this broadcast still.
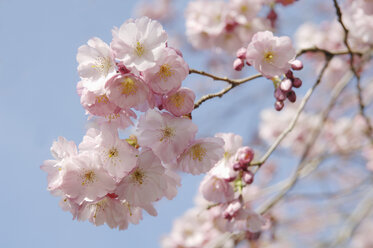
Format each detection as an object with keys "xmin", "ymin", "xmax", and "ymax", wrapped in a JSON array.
[
  {"xmin": 135, "ymin": 41, "xmax": 145, "ymax": 57},
  {"xmin": 108, "ymin": 147, "xmax": 119, "ymax": 158},
  {"xmin": 264, "ymin": 51, "xmax": 274, "ymax": 63},
  {"xmin": 170, "ymin": 93, "xmax": 185, "ymax": 108},
  {"xmin": 240, "ymin": 5, "xmax": 248, "ymax": 13},
  {"xmin": 190, "ymin": 144, "xmax": 207, "ymax": 162},
  {"xmin": 160, "ymin": 126, "xmax": 175, "ymax": 142},
  {"xmin": 121, "ymin": 77, "xmax": 138, "ymax": 96},
  {"xmin": 159, "ymin": 64, "xmax": 173, "ymax": 81},
  {"xmin": 92, "ymin": 56, "xmax": 112, "ymax": 76},
  {"xmin": 131, "ymin": 168, "xmax": 145, "ymax": 185},
  {"xmin": 81, "ymin": 170, "xmax": 96, "ymax": 186},
  {"xmin": 96, "ymin": 94, "xmax": 109, "ymax": 104}
]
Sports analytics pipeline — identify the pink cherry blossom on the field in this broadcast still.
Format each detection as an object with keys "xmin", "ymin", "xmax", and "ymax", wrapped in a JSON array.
[
  {"xmin": 200, "ymin": 174, "xmax": 234, "ymax": 203},
  {"xmin": 111, "ymin": 16, "xmax": 167, "ymax": 71},
  {"xmin": 105, "ymin": 73, "xmax": 150, "ymax": 109},
  {"xmin": 246, "ymin": 31, "xmax": 296, "ymax": 78},
  {"xmin": 115, "ymin": 149, "xmax": 168, "ymax": 207},
  {"xmin": 76, "ymin": 37, "xmax": 116, "ymax": 94},
  {"xmin": 79, "ymin": 127, "xmax": 138, "ymax": 181},
  {"xmin": 60, "ymin": 153, "xmax": 117, "ymax": 205},
  {"xmin": 143, "ymin": 47, "xmax": 189, "ymax": 95},
  {"xmin": 136, "ymin": 109, "xmax": 198, "ymax": 163},
  {"xmin": 41, "ymin": 137, "xmax": 78, "ymax": 194},
  {"xmin": 162, "ymin": 87, "xmax": 195, "ymax": 117},
  {"xmin": 177, "ymin": 137, "xmax": 225, "ymax": 175}
]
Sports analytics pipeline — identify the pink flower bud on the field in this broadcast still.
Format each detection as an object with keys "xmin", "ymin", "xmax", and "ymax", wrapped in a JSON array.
[
  {"xmin": 225, "ymin": 20, "xmax": 238, "ymax": 32},
  {"xmin": 267, "ymin": 9, "xmax": 278, "ymax": 28},
  {"xmin": 275, "ymin": 100, "xmax": 284, "ymax": 111},
  {"xmin": 242, "ymin": 171, "xmax": 254, "ymax": 184},
  {"xmin": 280, "ymin": 78, "xmax": 292, "ymax": 92},
  {"xmin": 291, "ymin": 59, "xmax": 303, "ymax": 70},
  {"xmin": 274, "ymin": 87, "xmax": 286, "ymax": 101},
  {"xmin": 287, "ymin": 90, "xmax": 296, "ymax": 103},
  {"xmin": 292, "ymin": 77, "xmax": 302, "ymax": 88},
  {"xmin": 285, "ymin": 70, "xmax": 294, "ymax": 79},
  {"xmin": 223, "ymin": 200, "xmax": 242, "ymax": 219},
  {"xmin": 236, "ymin": 47, "xmax": 247, "ymax": 59},
  {"xmin": 236, "ymin": 146, "xmax": 254, "ymax": 165},
  {"xmin": 233, "ymin": 162, "xmax": 243, "ymax": 171},
  {"xmin": 233, "ymin": 58, "xmax": 245, "ymax": 71}
]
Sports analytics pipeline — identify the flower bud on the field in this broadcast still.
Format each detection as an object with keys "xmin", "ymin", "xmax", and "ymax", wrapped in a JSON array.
[
  {"xmin": 233, "ymin": 58, "xmax": 245, "ymax": 71},
  {"xmin": 285, "ymin": 70, "xmax": 294, "ymax": 79},
  {"xmin": 236, "ymin": 146, "xmax": 254, "ymax": 165},
  {"xmin": 236, "ymin": 47, "xmax": 247, "ymax": 59},
  {"xmin": 280, "ymin": 78, "xmax": 292, "ymax": 92},
  {"xmin": 275, "ymin": 100, "xmax": 284, "ymax": 111},
  {"xmin": 291, "ymin": 59, "xmax": 303, "ymax": 70},
  {"xmin": 274, "ymin": 87, "xmax": 286, "ymax": 101},
  {"xmin": 287, "ymin": 90, "xmax": 296, "ymax": 103},
  {"xmin": 292, "ymin": 77, "xmax": 302, "ymax": 88},
  {"xmin": 242, "ymin": 171, "xmax": 254, "ymax": 184}
]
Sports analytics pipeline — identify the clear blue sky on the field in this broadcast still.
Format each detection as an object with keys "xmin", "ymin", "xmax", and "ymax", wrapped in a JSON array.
[{"xmin": 0, "ymin": 0, "xmax": 320, "ymax": 247}]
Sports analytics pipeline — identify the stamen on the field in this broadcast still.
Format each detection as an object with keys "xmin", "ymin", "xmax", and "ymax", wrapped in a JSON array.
[
  {"xmin": 190, "ymin": 144, "xmax": 207, "ymax": 162},
  {"xmin": 160, "ymin": 126, "xmax": 175, "ymax": 142},
  {"xmin": 158, "ymin": 64, "xmax": 173, "ymax": 81},
  {"xmin": 108, "ymin": 147, "xmax": 119, "ymax": 158},
  {"xmin": 131, "ymin": 168, "xmax": 145, "ymax": 185},
  {"xmin": 91, "ymin": 57, "xmax": 112, "ymax": 76},
  {"xmin": 81, "ymin": 170, "xmax": 96, "ymax": 186},
  {"xmin": 170, "ymin": 93, "xmax": 185, "ymax": 108},
  {"xmin": 121, "ymin": 77, "xmax": 138, "ymax": 95},
  {"xmin": 264, "ymin": 51, "xmax": 274, "ymax": 62},
  {"xmin": 135, "ymin": 41, "xmax": 145, "ymax": 57}
]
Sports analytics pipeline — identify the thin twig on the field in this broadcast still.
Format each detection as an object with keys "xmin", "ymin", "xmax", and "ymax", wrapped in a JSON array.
[
  {"xmin": 332, "ymin": 0, "xmax": 373, "ymax": 141},
  {"xmin": 250, "ymin": 55, "xmax": 332, "ymax": 168}
]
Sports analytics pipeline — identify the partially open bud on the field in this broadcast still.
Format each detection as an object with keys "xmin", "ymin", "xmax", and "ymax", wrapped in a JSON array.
[
  {"xmin": 236, "ymin": 146, "xmax": 254, "ymax": 165},
  {"xmin": 275, "ymin": 100, "xmax": 284, "ymax": 111},
  {"xmin": 236, "ymin": 47, "xmax": 247, "ymax": 59},
  {"xmin": 233, "ymin": 58, "xmax": 245, "ymax": 71},
  {"xmin": 242, "ymin": 171, "xmax": 254, "ymax": 184},
  {"xmin": 291, "ymin": 59, "xmax": 303, "ymax": 70},
  {"xmin": 274, "ymin": 87, "xmax": 286, "ymax": 101},
  {"xmin": 280, "ymin": 78, "xmax": 292, "ymax": 92}
]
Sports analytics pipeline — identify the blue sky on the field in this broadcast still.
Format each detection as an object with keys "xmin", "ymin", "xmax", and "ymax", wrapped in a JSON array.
[{"xmin": 0, "ymin": 0, "xmax": 319, "ymax": 247}]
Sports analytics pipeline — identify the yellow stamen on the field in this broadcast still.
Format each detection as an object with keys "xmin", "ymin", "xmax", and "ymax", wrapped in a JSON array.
[
  {"xmin": 108, "ymin": 147, "xmax": 119, "ymax": 158},
  {"xmin": 81, "ymin": 170, "xmax": 96, "ymax": 186},
  {"xmin": 131, "ymin": 168, "xmax": 145, "ymax": 185},
  {"xmin": 91, "ymin": 57, "xmax": 112, "ymax": 76},
  {"xmin": 121, "ymin": 77, "xmax": 138, "ymax": 95},
  {"xmin": 170, "ymin": 93, "xmax": 185, "ymax": 108},
  {"xmin": 96, "ymin": 95, "xmax": 109, "ymax": 104},
  {"xmin": 264, "ymin": 51, "xmax": 274, "ymax": 62},
  {"xmin": 135, "ymin": 41, "xmax": 145, "ymax": 57},
  {"xmin": 190, "ymin": 144, "xmax": 207, "ymax": 162},
  {"xmin": 160, "ymin": 126, "xmax": 175, "ymax": 142},
  {"xmin": 158, "ymin": 64, "xmax": 173, "ymax": 81},
  {"xmin": 240, "ymin": 5, "xmax": 248, "ymax": 13}
]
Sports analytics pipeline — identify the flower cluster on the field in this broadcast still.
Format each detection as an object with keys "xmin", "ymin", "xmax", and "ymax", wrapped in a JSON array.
[
  {"xmin": 234, "ymin": 31, "xmax": 303, "ymax": 111},
  {"xmin": 41, "ymin": 16, "xmax": 225, "ymax": 230}
]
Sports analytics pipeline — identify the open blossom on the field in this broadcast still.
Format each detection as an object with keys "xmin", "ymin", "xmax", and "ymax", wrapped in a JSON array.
[
  {"xmin": 143, "ymin": 47, "xmax": 189, "ymax": 95},
  {"xmin": 246, "ymin": 31, "xmax": 296, "ymax": 78},
  {"xmin": 77, "ymin": 37, "xmax": 116, "ymax": 94},
  {"xmin": 60, "ymin": 153, "xmax": 117, "ymax": 205},
  {"xmin": 225, "ymin": 206, "xmax": 265, "ymax": 233},
  {"xmin": 77, "ymin": 196, "xmax": 143, "ymax": 230},
  {"xmin": 200, "ymin": 174, "xmax": 234, "ymax": 203},
  {"xmin": 41, "ymin": 137, "xmax": 78, "ymax": 195},
  {"xmin": 162, "ymin": 87, "xmax": 195, "ymax": 117},
  {"xmin": 79, "ymin": 127, "xmax": 138, "ymax": 181},
  {"xmin": 115, "ymin": 149, "xmax": 169, "ymax": 207},
  {"xmin": 136, "ymin": 109, "xmax": 198, "ymax": 163},
  {"xmin": 111, "ymin": 16, "xmax": 167, "ymax": 71},
  {"xmin": 177, "ymin": 137, "xmax": 225, "ymax": 175},
  {"xmin": 105, "ymin": 73, "xmax": 149, "ymax": 109}
]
